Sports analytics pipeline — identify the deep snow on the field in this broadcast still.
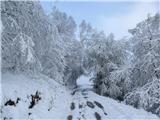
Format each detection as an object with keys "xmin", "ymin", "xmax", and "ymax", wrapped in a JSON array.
[{"xmin": 0, "ymin": 73, "xmax": 159, "ymax": 120}]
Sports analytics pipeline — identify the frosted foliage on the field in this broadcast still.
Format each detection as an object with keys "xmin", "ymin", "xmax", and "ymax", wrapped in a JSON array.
[
  {"xmin": 8, "ymin": 32, "xmax": 40, "ymax": 73},
  {"xmin": 13, "ymin": 33, "xmax": 35, "ymax": 63},
  {"xmin": 129, "ymin": 14, "xmax": 160, "ymax": 88},
  {"xmin": 79, "ymin": 20, "xmax": 95, "ymax": 49},
  {"xmin": 1, "ymin": 1, "xmax": 46, "ymax": 73},
  {"xmin": 1, "ymin": 1, "xmax": 71, "ymax": 84},
  {"xmin": 79, "ymin": 20, "xmax": 129, "ymax": 100},
  {"xmin": 49, "ymin": 6, "xmax": 83, "ymax": 87},
  {"xmin": 125, "ymin": 14, "xmax": 160, "ymax": 117},
  {"xmin": 1, "ymin": 1, "xmax": 83, "ymax": 85},
  {"xmin": 125, "ymin": 79, "xmax": 160, "ymax": 117},
  {"xmin": 50, "ymin": 6, "xmax": 76, "ymax": 41}
]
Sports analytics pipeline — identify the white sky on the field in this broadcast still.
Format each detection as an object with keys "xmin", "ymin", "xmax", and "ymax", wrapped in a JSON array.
[
  {"xmin": 41, "ymin": 0, "xmax": 159, "ymax": 39},
  {"xmin": 96, "ymin": 2, "xmax": 159, "ymax": 39}
]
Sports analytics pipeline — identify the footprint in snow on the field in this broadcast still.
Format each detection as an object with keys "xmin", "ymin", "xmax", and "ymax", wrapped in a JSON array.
[
  {"xmin": 70, "ymin": 102, "xmax": 75, "ymax": 110},
  {"xmin": 67, "ymin": 115, "xmax": 73, "ymax": 120},
  {"xmin": 94, "ymin": 112, "xmax": 101, "ymax": 120},
  {"xmin": 84, "ymin": 96, "xmax": 88, "ymax": 99},
  {"xmin": 86, "ymin": 101, "xmax": 95, "ymax": 109},
  {"xmin": 94, "ymin": 101, "xmax": 107, "ymax": 115},
  {"xmin": 79, "ymin": 104, "xmax": 83, "ymax": 109}
]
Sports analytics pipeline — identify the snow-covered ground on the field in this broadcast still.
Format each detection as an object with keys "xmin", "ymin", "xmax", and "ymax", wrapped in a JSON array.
[
  {"xmin": 77, "ymin": 74, "xmax": 93, "ymax": 86},
  {"xmin": 1, "ymin": 73, "xmax": 159, "ymax": 120}
]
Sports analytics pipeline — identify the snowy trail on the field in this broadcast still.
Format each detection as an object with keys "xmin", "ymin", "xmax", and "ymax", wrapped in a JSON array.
[
  {"xmin": 1, "ymin": 73, "xmax": 159, "ymax": 120},
  {"xmin": 65, "ymin": 75, "xmax": 160, "ymax": 120},
  {"xmin": 68, "ymin": 85, "xmax": 108, "ymax": 120},
  {"xmin": 67, "ymin": 85, "xmax": 159, "ymax": 120}
]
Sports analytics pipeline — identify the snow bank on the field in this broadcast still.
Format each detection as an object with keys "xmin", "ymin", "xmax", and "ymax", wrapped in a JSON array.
[
  {"xmin": 1, "ymin": 72, "xmax": 71, "ymax": 119},
  {"xmin": 1, "ymin": 73, "xmax": 159, "ymax": 120}
]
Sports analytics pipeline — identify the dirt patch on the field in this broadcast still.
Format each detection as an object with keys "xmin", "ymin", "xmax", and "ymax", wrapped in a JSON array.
[
  {"xmin": 4, "ymin": 97, "xmax": 21, "ymax": 107},
  {"xmin": 5, "ymin": 100, "xmax": 16, "ymax": 107}
]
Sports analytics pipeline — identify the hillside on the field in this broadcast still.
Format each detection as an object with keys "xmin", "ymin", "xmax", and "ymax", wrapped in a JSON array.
[{"xmin": 1, "ymin": 73, "xmax": 159, "ymax": 120}]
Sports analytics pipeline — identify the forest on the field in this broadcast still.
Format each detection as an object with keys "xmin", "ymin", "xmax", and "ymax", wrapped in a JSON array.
[{"xmin": 1, "ymin": 1, "xmax": 160, "ymax": 119}]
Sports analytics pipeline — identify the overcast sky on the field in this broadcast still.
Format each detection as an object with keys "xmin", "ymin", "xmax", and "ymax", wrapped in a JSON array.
[{"xmin": 41, "ymin": 0, "xmax": 159, "ymax": 39}]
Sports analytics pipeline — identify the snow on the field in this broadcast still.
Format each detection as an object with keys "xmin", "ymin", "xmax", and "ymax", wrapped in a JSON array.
[
  {"xmin": 26, "ymin": 38, "xmax": 35, "ymax": 63},
  {"xmin": 1, "ymin": 73, "xmax": 159, "ymax": 120},
  {"xmin": 77, "ymin": 74, "xmax": 93, "ymax": 86},
  {"xmin": 1, "ymin": 73, "xmax": 71, "ymax": 119},
  {"xmin": 125, "ymin": 78, "xmax": 160, "ymax": 117},
  {"xmin": 18, "ymin": 34, "xmax": 28, "ymax": 54}
]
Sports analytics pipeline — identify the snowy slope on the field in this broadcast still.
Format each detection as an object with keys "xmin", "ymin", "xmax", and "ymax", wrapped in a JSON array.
[
  {"xmin": 1, "ymin": 73, "xmax": 71, "ymax": 119},
  {"xmin": 1, "ymin": 73, "xmax": 159, "ymax": 120}
]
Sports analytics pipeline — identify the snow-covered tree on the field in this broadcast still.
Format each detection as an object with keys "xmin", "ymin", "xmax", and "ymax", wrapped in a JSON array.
[
  {"xmin": 50, "ymin": 6, "xmax": 83, "ymax": 87},
  {"xmin": 125, "ymin": 13, "xmax": 160, "ymax": 116},
  {"xmin": 79, "ymin": 20, "xmax": 94, "ymax": 49},
  {"xmin": 50, "ymin": 6, "xmax": 76, "ymax": 41},
  {"xmin": 125, "ymin": 78, "xmax": 160, "ymax": 117},
  {"xmin": 129, "ymin": 14, "xmax": 160, "ymax": 88},
  {"xmin": 1, "ymin": 1, "xmax": 67, "ymax": 84},
  {"xmin": 92, "ymin": 35, "xmax": 130, "ymax": 100},
  {"xmin": 64, "ymin": 40, "xmax": 83, "ymax": 87},
  {"xmin": 1, "ymin": 1, "xmax": 42, "ymax": 74},
  {"xmin": 79, "ymin": 20, "xmax": 130, "ymax": 99},
  {"xmin": 12, "ymin": 33, "xmax": 41, "ymax": 73}
]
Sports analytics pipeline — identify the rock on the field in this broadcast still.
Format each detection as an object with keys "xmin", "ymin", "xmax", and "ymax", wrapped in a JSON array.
[{"xmin": 4, "ymin": 99, "xmax": 16, "ymax": 107}]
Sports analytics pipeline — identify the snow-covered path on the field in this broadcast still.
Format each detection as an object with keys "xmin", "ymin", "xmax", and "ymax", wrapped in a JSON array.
[
  {"xmin": 66, "ymin": 75, "xmax": 159, "ymax": 120},
  {"xmin": 1, "ymin": 73, "xmax": 159, "ymax": 120}
]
